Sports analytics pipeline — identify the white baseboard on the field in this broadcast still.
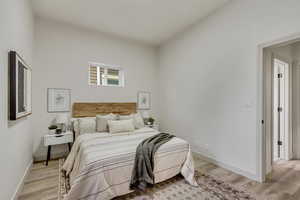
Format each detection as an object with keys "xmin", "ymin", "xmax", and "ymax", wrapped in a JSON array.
[
  {"xmin": 193, "ymin": 151, "xmax": 259, "ymax": 181},
  {"xmin": 11, "ymin": 159, "xmax": 33, "ymax": 200}
]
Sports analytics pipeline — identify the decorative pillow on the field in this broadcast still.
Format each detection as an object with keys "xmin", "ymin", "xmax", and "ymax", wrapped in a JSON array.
[
  {"xmin": 108, "ymin": 119, "xmax": 135, "ymax": 134},
  {"xmin": 78, "ymin": 118, "xmax": 96, "ymax": 134},
  {"xmin": 132, "ymin": 113, "xmax": 145, "ymax": 129},
  {"xmin": 71, "ymin": 118, "xmax": 79, "ymax": 134},
  {"xmin": 96, "ymin": 113, "xmax": 116, "ymax": 132},
  {"xmin": 119, "ymin": 114, "xmax": 132, "ymax": 120},
  {"xmin": 115, "ymin": 114, "xmax": 120, "ymax": 120},
  {"xmin": 119, "ymin": 113, "xmax": 144, "ymax": 129}
]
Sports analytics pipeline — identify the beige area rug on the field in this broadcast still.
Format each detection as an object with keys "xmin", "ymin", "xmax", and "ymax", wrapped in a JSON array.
[{"xmin": 59, "ymin": 159, "xmax": 256, "ymax": 200}]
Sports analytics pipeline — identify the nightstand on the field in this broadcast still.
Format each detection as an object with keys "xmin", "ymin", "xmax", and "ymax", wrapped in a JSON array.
[
  {"xmin": 145, "ymin": 123, "xmax": 159, "ymax": 131},
  {"xmin": 44, "ymin": 131, "xmax": 73, "ymax": 166}
]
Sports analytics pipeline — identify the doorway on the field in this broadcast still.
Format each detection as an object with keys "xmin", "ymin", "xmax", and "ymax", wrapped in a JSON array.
[{"xmin": 260, "ymin": 37, "xmax": 300, "ymax": 181}]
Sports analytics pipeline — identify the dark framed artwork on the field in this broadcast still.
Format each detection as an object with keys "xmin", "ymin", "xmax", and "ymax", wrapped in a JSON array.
[
  {"xmin": 137, "ymin": 91, "xmax": 151, "ymax": 110},
  {"xmin": 47, "ymin": 88, "xmax": 71, "ymax": 112},
  {"xmin": 9, "ymin": 51, "xmax": 32, "ymax": 120}
]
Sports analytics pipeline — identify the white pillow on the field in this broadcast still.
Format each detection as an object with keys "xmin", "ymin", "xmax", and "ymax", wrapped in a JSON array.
[
  {"xmin": 78, "ymin": 118, "xmax": 96, "ymax": 134},
  {"xmin": 71, "ymin": 117, "xmax": 96, "ymax": 137},
  {"xmin": 119, "ymin": 113, "xmax": 144, "ymax": 129},
  {"xmin": 96, "ymin": 113, "xmax": 116, "ymax": 132},
  {"xmin": 132, "ymin": 113, "xmax": 145, "ymax": 129},
  {"xmin": 119, "ymin": 114, "xmax": 132, "ymax": 120},
  {"xmin": 71, "ymin": 118, "xmax": 80, "ymax": 135},
  {"xmin": 108, "ymin": 119, "xmax": 135, "ymax": 134}
]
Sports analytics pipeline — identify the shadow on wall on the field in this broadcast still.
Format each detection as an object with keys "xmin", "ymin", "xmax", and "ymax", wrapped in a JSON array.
[{"xmin": 8, "ymin": 117, "xmax": 28, "ymax": 128}]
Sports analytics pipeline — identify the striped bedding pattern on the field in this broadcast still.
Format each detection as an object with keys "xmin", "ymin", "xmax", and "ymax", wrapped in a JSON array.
[{"xmin": 62, "ymin": 128, "xmax": 197, "ymax": 200}]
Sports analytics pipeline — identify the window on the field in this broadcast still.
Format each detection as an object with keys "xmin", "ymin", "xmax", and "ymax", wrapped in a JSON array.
[{"xmin": 89, "ymin": 62, "xmax": 124, "ymax": 87}]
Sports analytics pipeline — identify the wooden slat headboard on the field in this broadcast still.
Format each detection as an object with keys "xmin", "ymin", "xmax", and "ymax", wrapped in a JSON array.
[{"xmin": 72, "ymin": 102, "xmax": 136, "ymax": 118}]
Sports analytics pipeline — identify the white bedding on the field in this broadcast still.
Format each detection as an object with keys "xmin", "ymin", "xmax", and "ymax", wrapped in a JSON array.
[{"xmin": 62, "ymin": 128, "xmax": 197, "ymax": 200}]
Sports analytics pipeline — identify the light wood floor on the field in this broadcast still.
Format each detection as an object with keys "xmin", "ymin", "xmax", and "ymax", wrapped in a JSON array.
[
  {"xmin": 18, "ymin": 160, "xmax": 59, "ymax": 200},
  {"xmin": 18, "ymin": 155, "xmax": 300, "ymax": 200}
]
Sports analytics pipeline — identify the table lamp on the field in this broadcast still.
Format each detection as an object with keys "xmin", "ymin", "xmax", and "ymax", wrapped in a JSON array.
[{"xmin": 56, "ymin": 113, "xmax": 69, "ymax": 133}]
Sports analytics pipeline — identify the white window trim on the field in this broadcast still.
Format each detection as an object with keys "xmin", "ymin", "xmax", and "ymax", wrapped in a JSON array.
[{"xmin": 88, "ymin": 62, "xmax": 124, "ymax": 87}]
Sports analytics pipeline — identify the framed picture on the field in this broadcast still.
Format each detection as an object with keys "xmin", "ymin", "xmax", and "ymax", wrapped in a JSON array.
[
  {"xmin": 9, "ymin": 51, "xmax": 32, "ymax": 120},
  {"xmin": 137, "ymin": 91, "xmax": 151, "ymax": 110},
  {"xmin": 47, "ymin": 88, "xmax": 71, "ymax": 112}
]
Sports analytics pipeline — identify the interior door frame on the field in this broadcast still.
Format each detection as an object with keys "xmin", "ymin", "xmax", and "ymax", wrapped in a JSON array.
[{"xmin": 258, "ymin": 32, "xmax": 300, "ymax": 182}]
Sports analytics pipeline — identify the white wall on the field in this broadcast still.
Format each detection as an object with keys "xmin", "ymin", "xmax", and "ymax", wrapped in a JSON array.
[
  {"xmin": 0, "ymin": 0, "xmax": 34, "ymax": 199},
  {"xmin": 33, "ymin": 18, "xmax": 158, "ymax": 159},
  {"xmin": 291, "ymin": 42, "xmax": 300, "ymax": 159},
  {"xmin": 158, "ymin": 0, "xmax": 300, "ymax": 180}
]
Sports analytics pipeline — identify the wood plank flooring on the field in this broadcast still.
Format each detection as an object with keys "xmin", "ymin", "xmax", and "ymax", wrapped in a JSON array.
[
  {"xmin": 18, "ymin": 160, "xmax": 59, "ymax": 200},
  {"xmin": 18, "ymin": 155, "xmax": 300, "ymax": 200}
]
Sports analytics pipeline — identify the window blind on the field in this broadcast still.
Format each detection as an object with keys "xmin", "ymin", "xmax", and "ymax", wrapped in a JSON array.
[
  {"xmin": 88, "ymin": 64, "xmax": 124, "ymax": 87},
  {"xmin": 89, "ymin": 66, "xmax": 98, "ymax": 85}
]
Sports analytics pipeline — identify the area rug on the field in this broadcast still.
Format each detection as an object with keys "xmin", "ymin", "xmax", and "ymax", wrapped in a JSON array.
[{"xmin": 58, "ymin": 159, "xmax": 256, "ymax": 200}]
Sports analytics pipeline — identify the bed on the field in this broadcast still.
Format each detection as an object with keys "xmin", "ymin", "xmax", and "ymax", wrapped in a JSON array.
[{"xmin": 62, "ymin": 102, "xmax": 197, "ymax": 200}]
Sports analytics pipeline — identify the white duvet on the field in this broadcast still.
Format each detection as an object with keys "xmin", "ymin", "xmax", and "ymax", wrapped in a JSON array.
[{"xmin": 62, "ymin": 127, "xmax": 197, "ymax": 200}]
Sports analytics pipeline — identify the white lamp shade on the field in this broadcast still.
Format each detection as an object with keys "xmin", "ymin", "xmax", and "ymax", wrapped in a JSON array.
[{"xmin": 56, "ymin": 113, "xmax": 69, "ymax": 124}]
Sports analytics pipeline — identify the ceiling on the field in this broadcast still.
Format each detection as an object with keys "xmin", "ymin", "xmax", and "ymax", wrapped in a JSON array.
[{"xmin": 32, "ymin": 0, "xmax": 230, "ymax": 46}]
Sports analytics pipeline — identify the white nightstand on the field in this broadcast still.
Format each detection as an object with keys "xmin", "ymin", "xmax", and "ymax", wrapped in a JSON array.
[
  {"xmin": 145, "ymin": 123, "xmax": 159, "ymax": 131},
  {"xmin": 44, "ymin": 131, "xmax": 73, "ymax": 166}
]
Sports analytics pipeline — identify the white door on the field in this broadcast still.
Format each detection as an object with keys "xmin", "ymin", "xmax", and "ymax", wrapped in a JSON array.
[{"xmin": 273, "ymin": 58, "xmax": 289, "ymax": 161}]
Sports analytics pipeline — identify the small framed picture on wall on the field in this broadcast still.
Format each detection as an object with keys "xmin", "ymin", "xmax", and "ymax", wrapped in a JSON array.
[
  {"xmin": 137, "ymin": 91, "xmax": 151, "ymax": 110},
  {"xmin": 47, "ymin": 88, "xmax": 71, "ymax": 112}
]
